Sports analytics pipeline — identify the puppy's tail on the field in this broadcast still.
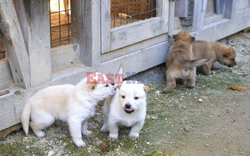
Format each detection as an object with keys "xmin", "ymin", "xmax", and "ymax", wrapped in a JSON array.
[
  {"xmin": 184, "ymin": 58, "xmax": 209, "ymax": 68},
  {"xmin": 21, "ymin": 101, "xmax": 31, "ymax": 135}
]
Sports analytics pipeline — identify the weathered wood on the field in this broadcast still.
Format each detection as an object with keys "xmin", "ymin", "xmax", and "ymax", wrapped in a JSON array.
[
  {"xmin": 0, "ymin": 124, "xmax": 21, "ymax": 138},
  {"xmin": 175, "ymin": 0, "xmax": 188, "ymax": 17},
  {"xmin": 24, "ymin": 0, "xmax": 51, "ymax": 87},
  {"xmin": 0, "ymin": 60, "xmax": 14, "ymax": 90},
  {"xmin": 223, "ymin": 0, "xmax": 237, "ymax": 18},
  {"xmin": 168, "ymin": 0, "xmax": 175, "ymax": 37},
  {"xmin": 110, "ymin": 17, "xmax": 164, "ymax": 50},
  {"xmin": 196, "ymin": 12, "xmax": 250, "ymax": 41},
  {"xmin": 0, "ymin": 0, "xmax": 30, "ymax": 88},
  {"xmin": 215, "ymin": 0, "xmax": 221, "ymax": 14},
  {"xmin": 0, "ymin": 89, "xmax": 27, "ymax": 131},
  {"xmin": 51, "ymin": 44, "xmax": 80, "ymax": 72},
  {"xmin": 192, "ymin": 0, "xmax": 208, "ymax": 31},
  {"xmin": 101, "ymin": 0, "xmax": 111, "ymax": 54},
  {"xmin": 104, "ymin": 0, "xmax": 168, "ymax": 51},
  {"xmin": 102, "ymin": 34, "xmax": 167, "ymax": 62},
  {"xmin": 13, "ymin": 0, "xmax": 29, "ymax": 49},
  {"xmin": 72, "ymin": 0, "xmax": 101, "ymax": 66}
]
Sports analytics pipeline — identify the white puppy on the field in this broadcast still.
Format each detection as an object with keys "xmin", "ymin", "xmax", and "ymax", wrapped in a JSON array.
[
  {"xmin": 21, "ymin": 73, "xmax": 116, "ymax": 147},
  {"xmin": 101, "ymin": 80, "xmax": 150, "ymax": 140}
]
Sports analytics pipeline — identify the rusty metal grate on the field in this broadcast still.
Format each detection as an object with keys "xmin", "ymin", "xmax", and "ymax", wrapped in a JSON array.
[
  {"xmin": 111, "ymin": 0, "xmax": 157, "ymax": 28},
  {"xmin": 49, "ymin": 0, "xmax": 72, "ymax": 48},
  {"xmin": 0, "ymin": 37, "xmax": 6, "ymax": 60}
]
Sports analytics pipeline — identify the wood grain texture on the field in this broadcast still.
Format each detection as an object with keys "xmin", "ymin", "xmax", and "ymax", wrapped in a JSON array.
[
  {"xmin": 23, "ymin": 0, "xmax": 51, "ymax": 87},
  {"xmin": 0, "ymin": 0, "xmax": 30, "ymax": 88},
  {"xmin": 192, "ymin": 0, "xmax": 208, "ymax": 31}
]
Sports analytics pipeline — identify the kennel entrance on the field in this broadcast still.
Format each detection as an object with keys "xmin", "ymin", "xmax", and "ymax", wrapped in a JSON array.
[{"xmin": 49, "ymin": 0, "xmax": 72, "ymax": 48}]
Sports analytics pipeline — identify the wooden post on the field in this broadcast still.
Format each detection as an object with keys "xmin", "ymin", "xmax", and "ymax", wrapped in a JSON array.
[
  {"xmin": 0, "ymin": 0, "xmax": 30, "ymax": 88},
  {"xmin": 192, "ymin": 0, "xmax": 207, "ymax": 31},
  {"xmin": 168, "ymin": 0, "xmax": 175, "ymax": 50},
  {"xmin": 24, "ymin": 0, "xmax": 51, "ymax": 87},
  {"xmin": 101, "ymin": 0, "xmax": 111, "ymax": 54},
  {"xmin": 72, "ymin": 0, "xmax": 101, "ymax": 67},
  {"xmin": 223, "ymin": 0, "xmax": 237, "ymax": 19}
]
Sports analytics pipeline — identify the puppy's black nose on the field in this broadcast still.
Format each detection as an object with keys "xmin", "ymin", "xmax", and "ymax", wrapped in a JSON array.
[
  {"xmin": 125, "ymin": 104, "xmax": 131, "ymax": 109},
  {"xmin": 114, "ymin": 88, "xmax": 117, "ymax": 91}
]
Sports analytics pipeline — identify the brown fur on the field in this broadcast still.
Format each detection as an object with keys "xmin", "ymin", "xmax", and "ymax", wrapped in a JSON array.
[
  {"xmin": 163, "ymin": 32, "xmax": 209, "ymax": 93},
  {"xmin": 192, "ymin": 41, "xmax": 237, "ymax": 75}
]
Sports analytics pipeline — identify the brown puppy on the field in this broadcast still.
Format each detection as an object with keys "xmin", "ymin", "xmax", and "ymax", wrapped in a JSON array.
[
  {"xmin": 163, "ymin": 32, "xmax": 209, "ymax": 93},
  {"xmin": 192, "ymin": 41, "xmax": 236, "ymax": 75}
]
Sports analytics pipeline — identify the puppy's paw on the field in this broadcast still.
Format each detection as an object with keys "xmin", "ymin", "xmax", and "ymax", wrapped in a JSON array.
[
  {"xmin": 162, "ymin": 87, "xmax": 172, "ymax": 93},
  {"xmin": 74, "ymin": 140, "xmax": 86, "ymax": 148},
  {"xmin": 34, "ymin": 131, "xmax": 46, "ymax": 138},
  {"xmin": 129, "ymin": 133, "xmax": 139, "ymax": 140},
  {"xmin": 83, "ymin": 130, "xmax": 93, "ymax": 137},
  {"xmin": 108, "ymin": 134, "xmax": 118, "ymax": 141},
  {"xmin": 100, "ymin": 126, "xmax": 109, "ymax": 133}
]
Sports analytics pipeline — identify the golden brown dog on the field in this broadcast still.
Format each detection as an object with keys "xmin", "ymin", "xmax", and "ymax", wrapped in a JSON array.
[
  {"xmin": 163, "ymin": 32, "xmax": 209, "ymax": 93},
  {"xmin": 192, "ymin": 41, "xmax": 237, "ymax": 75}
]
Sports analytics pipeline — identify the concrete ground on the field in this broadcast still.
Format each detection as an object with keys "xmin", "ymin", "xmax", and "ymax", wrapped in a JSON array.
[{"xmin": 0, "ymin": 31, "xmax": 249, "ymax": 156}]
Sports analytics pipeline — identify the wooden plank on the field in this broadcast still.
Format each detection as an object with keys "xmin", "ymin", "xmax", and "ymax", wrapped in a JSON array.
[
  {"xmin": 161, "ymin": 0, "xmax": 169, "ymax": 32},
  {"xmin": 108, "ymin": 0, "xmax": 168, "ymax": 51},
  {"xmin": 101, "ymin": 0, "xmax": 111, "ymax": 54},
  {"xmin": 0, "ymin": 60, "xmax": 14, "ymax": 90},
  {"xmin": 110, "ymin": 17, "xmax": 164, "ymax": 50},
  {"xmin": 0, "ymin": 124, "xmax": 21, "ymax": 137},
  {"xmin": 24, "ymin": 0, "xmax": 51, "ymax": 87},
  {"xmin": 196, "ymin": 12, "xmax": 250, "ymax": 41},
  {"xmin": 74, "ymin": 0, "xmax": 101, "ymax": 66},
  {"xmin": 71, "ymin": 0, "xmax": 83, "ymax": 65},
  {"xmin": 0, "ymin": 89, "xmax": 27, "ymax": 131},
  {"xmin": 192, "ymin": 0, "xmax": 208, "ymax": 31},
  {"xmin": 51, "ymin": 44, "xmax": 81, "ymax": 72},
  {"xmin": 0, "ymin": 0, "xmax": 30, "ymax": 88},
  {"xmin": 52, "ymin": 41, "xmax": 169, "ymax": 85},
  {"xmin": 175, "ymin": 0, "xmax": 188, "ymax": 17},
  {"xmin": 223, "ymin": 0, "xmax": 237, "ymax": 18},
  {"xmin": 13, "ymin": 0, "xmax": 29, "ymax": 49},
  {"xmin": 102, "ymin": 34, "xmax": 167, "ymax": 62}
]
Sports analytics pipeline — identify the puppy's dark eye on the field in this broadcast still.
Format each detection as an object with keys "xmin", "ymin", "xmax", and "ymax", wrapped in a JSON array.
[
  {"xmin": 122, "ymin": 95, "xmax": 125, "ymax": 99},
  {"xmin": 134, "ymin": 97, "xmax": 139, "ymax": 100},
  {"xmin": 105, "ymin": 84, "xmax": 109, "ymax": 87},
  {"xmin": 231, "ymin": 58, "xmax": 235, "ymax": 61}
]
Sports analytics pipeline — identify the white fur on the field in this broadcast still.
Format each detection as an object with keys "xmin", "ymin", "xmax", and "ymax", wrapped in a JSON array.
[
  {"xmin": 21, "ymin": 73, "xmax": 116, "ymax": 148},
  {"xmin": 101, "ymin": 81, "xmax": 148, "ymax": 140}
]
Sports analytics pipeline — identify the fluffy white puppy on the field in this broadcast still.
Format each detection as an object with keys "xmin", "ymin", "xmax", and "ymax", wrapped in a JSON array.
[
  {"xmin": 21, "ymin": 73, "xmax": 116, "ymax": 147},
  {"xmin": 101, "ymin": 80, "xmax": 150, "ymax": 140}
]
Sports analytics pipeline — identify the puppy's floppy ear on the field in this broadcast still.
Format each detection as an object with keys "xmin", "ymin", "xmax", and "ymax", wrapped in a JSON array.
[
  {"xmin": 87, "ymin": 79, "xmax": 98, "ymax": 91},
  {"xmin": 143, "ymin": 86, "xmax": 150, "ymax": 93},
  {"xmin": 172, "ymin": 34, "xmax": 177, "ymax": 41},
  {"xmin": 191, "ymin": 36, "xmax": 196, "ymax": 42}
]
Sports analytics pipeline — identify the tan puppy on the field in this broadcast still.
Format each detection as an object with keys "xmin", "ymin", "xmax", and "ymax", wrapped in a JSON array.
[
  {"xmin": 163, "ymin": 32, "xmax": 209, "ymax": 92},
  {"xmin": 21, "ymin": 73, "xmax": 116, "ymax": 148},
  {"xmin": 192, "ymin": 41, "xmax": 237, "ymax": 75},
  {"xmin": 101, "ymin": 80, "xmax": 150, "ymax": 141}
]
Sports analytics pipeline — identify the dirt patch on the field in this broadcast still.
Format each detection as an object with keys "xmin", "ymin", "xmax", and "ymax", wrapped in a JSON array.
[{"xmin": 0, "ymin": 31, "xmax": 249, "ymax": 156}]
